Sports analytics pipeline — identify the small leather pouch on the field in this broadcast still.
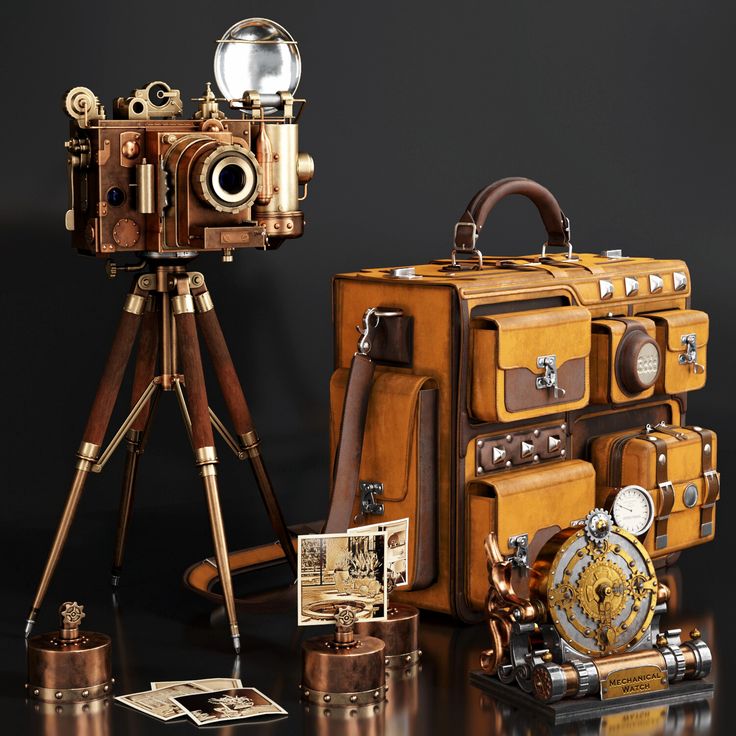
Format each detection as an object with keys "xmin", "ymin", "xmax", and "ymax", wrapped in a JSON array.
[
  {"xmin": 590, "ymin": 425, "xmax": 719, "ymax": 558},
  {"xmin": 590, "ymin": 316, "xmax": 660, "ymax": 404},
  {"xmin": 470, "ymin": 306, "xmax": 591, "ymax": 422},
  {"xmin": 465, "ymin": 459, "xmax": 596, "ymax": 611},
  {"xmin": 641, "ymin": 309, "xmax": 708, "ymax": 394},
  {"xmin": 330, "ymin": 369, "xmax": 438, "ymax": 590}
]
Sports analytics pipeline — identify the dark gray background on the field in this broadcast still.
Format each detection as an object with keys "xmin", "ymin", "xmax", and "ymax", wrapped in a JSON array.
[{"xmin": 1, "ymin": 1, "xmax": 734, "ymax": 733}]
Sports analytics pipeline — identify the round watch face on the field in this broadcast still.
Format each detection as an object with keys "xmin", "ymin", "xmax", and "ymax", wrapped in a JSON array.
[{"xmin": 611, "ymin": 485, "xmax": 655, "ymax": 536}]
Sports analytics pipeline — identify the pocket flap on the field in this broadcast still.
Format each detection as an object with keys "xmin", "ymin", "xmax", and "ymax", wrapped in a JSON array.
[
  {"xmin": 646, "ymin": 309, "xmax": 709, "ymax": 350},
  {"xmin": 330, "ymin": 369, "xmax": 436, "ymax": 501},
  {"xmin": 469, "ymin": 460, "xmax": 596, "ymax": 554},
  {"xmin": 476, "ymin": 306, "xmax": 591, "ymax": 371}
]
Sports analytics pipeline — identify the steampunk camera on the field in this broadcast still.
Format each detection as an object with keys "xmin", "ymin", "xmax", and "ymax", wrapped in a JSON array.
[{"xmin": 63, "ymin": 17, "xmax": 314, "ymax": 261}]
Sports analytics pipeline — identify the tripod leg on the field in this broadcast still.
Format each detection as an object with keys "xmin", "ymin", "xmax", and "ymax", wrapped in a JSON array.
[
  {"xmin": 25, "ymin": 283, "xmax": 149, "ymax": 637},
  {"xmin": 192, "ymin": 282, "xmax": 298, "ymax": 577},
  {"xmin": 111, "ymin": 306, "xmax": 160, "ymax": 588},
  {"xmin": 172, "ymin": 282, "xmax": 241, "ymax": 654}
]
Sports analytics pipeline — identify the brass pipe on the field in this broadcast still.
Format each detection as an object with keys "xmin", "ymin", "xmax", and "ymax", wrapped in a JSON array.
[
  {"xmin": 201, "ymin": 467, "xmax": 240, "ymax": 653},
  {"xmin": 161, "ymin": 292, "xmax": 172, "ymax": 389},
  {"xmin": 26, "ymin": 465, "xmax": 92, "ymax": 636}
]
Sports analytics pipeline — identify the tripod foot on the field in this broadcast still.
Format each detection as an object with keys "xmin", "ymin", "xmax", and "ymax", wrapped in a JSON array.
[{"xmin": 24, "ymin": 609, "xmax": 38, "ymax": 639}]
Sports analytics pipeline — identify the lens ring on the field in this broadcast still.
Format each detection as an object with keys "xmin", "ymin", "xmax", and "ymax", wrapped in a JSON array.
[
  {"xmin": 210, "ymin": 156, "xmax": 254, "ymax": 203},
  {"xmin": 193, "ymin": 144, "xmax": 261, "ymax": 213}
]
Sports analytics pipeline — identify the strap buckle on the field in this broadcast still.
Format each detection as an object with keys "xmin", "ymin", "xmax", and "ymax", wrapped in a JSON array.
[
  {"xmin": 450, "ymin": 221, "xmax": 483, "ymax": 269},
  {"xmin": 540, "ymin": 214, "xmax": 574, "ymax": 260}
]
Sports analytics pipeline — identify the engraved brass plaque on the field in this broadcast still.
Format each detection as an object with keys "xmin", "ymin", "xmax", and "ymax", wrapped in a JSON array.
[{"xmin": 601, "ymin": 665, "xmax": 668, "ymax": 700}]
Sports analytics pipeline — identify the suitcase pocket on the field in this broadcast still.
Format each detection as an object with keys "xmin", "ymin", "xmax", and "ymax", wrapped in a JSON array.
[
  {"xmin": 590, "ymin": 317, "xmax": 661, "ymax": 404},
  {"xmin": 465, "ymin": 459, "xmax": 596, "ymax": 611},
  {"xmin": 641, "ymin": 309, "xmax": 708, "ymax": 394},
  {"xmin": 590, "ymin": 425, "xmax": 719, "ymax": 558},
  {"xmin": 330, "ymin": 369, "xmax": 438, "ymax": 590},
  {"xmin": 470, "ymin": 306, "xmax": 591, "ymax": 422}
]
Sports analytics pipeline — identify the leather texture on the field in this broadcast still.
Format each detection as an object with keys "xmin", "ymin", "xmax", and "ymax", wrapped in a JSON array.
[
  {"xmin": 642, "ymin": 309, "xmax": 708, "ymax": 394},
  {"xmin": 471, "ymin": 306, "xmax": 591, "ymax": 422},
  {"xmin": 330, "ymin": 368, "xmax": 439, "ymax": 590},
  {"xmin": 590, "ymin": 426, "xmax": 719, "ymax": 557},
  {"xmin": 454, "ymin": 177, "xmax": 568, "ymax": 250},
  {"xmin": 333, "ymin": 249, "xmax": 699, "ymax": 619},
  {"xmin": 590, "ymin": 316, "xmax": 659, "ymax": 404},
  {"xmin": 465, "ymin": 459, "xmax": 596, "ymax": 610}
]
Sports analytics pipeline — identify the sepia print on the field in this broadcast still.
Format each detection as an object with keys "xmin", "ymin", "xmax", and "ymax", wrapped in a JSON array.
[
  {"xmin": 170, "ymin": 687, "xmax": 287, "ymax": 725},
  {"xmin": 298, "ymin": 532, "xmax": 387, "ymax": 626},
  {"xmin": 115, "ymin": 682, "xmax": 211, "ymax": 721},
  {"xmin": 353, "ymin": 517, "xmax": 409, "ymax": 587}
]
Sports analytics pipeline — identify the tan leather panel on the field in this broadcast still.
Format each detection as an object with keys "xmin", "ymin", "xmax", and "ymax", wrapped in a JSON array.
[
  {"xmin": 471, "ymin": 315, "xmax": 590, "ymax": 423},
  {"xmin": 478, "ymin": 306, "xmax": 591, "ymax": 370},
  {"xmin": 333, "ymin": 279, "xmax": 453, "ymax": 613},
  {"xmin": 643, "ymin": 310, "xmax": 708, "ymax": 394},
  {"xmin": 466, "ymin": 460, "xmax": 596, "ymax": 611}
]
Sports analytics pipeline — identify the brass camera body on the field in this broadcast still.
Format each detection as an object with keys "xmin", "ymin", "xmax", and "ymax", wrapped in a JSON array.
[{"xmin": 63, "ymin": 81, "xmax": 314, "ymax": 258}]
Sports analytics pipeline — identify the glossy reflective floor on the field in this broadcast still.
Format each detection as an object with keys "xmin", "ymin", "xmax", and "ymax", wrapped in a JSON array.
[{"xmin": 2, "ymin": 539, "xmax": 729, "ymax": 736}]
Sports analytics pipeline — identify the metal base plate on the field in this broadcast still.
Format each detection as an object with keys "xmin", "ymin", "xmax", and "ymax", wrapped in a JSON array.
[{"xmin": 469, "ymin": 670, "xmax": 714, "ymax": 725}]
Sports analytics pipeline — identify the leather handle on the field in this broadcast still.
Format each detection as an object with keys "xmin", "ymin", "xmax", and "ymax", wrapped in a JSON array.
[{"xmin": 454, "ymin": 177, "xmax": 569, "ymax": 251}]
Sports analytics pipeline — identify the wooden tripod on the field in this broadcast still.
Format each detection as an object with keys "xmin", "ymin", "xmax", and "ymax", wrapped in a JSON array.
[{"xmin": 24, "ymin": 262, "xmax": 298, "ymax": 653}]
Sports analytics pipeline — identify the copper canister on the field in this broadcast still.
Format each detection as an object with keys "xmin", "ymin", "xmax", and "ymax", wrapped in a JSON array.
[
  {"xmin": 27, "ymin": 602, "xmax": 113, "ymax": 704},
  {"xmin": 354, "ymin": 604, "xmax": 421, "ymax": 668},
  {"xmin": 300, "ymin": 610, "xmax": 386, "ymax": 707}
]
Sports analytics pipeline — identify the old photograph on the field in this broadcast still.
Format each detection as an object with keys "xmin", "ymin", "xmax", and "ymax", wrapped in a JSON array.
[
  {"xmin": 115, "ymin": 682, "xmax": 211, "ymax": 721},
  {"xmin": 354, "ymin": 517, "xmax": 410, "ymax": 587},
  {"xmin": 298, "ymin": 531, "xmax": 387, "ymax": 626},
  {"xmin": 171, "ymin": 687, "xmax": 287, "ymax": 725}
]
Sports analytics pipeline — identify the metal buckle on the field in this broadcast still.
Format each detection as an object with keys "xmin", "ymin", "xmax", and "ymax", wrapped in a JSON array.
[
  {"xmin": 540, "ymin": 214, "xmax": 574, "ymax": 260},
  {"xmin": 359, "ymin": 481, "xmax": 385, "ymax": 516},
  {"xmin": 449, "ymin": 221, "xmax": 483, "ymax": 269},
  {"xmin": 679, "ymin": 334, "xmax": 705, "ymax": 374},
  {"xmin": 535, "ymin": 355, "xmax": 566, "ymax": 398}
]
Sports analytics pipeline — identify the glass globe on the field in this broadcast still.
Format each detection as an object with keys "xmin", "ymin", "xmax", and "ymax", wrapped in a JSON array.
[{"xmin": 214, "ymin": 18, "xmax": 301, "ymax": 107}]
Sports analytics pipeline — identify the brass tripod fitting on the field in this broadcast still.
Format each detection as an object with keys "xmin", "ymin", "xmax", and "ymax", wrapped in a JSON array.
[{"xmin": 239, "ymin": 431, "xmax": 261, "ymax": 458}]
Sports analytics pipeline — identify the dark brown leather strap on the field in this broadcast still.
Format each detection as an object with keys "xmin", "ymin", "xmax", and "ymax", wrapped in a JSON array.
[
  {"xmin": 687, "ymin": 426, "xmax": 719, "ymax": 537},
  {"xmin": 325, "ymin": 352, "xmax": 376, "ymax": 532},
  {"xmin": 647, "ymin": 435, "xmax": 675, "ymax": 550},
  {"xmin": 454, "ymin": 177, "xmax": 568, "ymax": 250}
]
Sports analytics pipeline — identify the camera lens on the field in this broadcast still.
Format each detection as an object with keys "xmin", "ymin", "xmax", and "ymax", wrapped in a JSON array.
[
  {"xmin": 107, "ymin": 187, "xmax": 126, "ymax": 207},
  {"xmin": 218, "ymin": 164, "xmax": 246, "ymax": 196}
]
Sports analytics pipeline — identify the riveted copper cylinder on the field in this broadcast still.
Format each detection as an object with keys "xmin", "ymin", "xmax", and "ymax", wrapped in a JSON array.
[
  {"xmin": 355, "ymin": 604, "xmax": 421, "ymax": 668},
  {"xmin": 300, "ymin": 634, "xmax": 386, "ymax": 707},
  {"xmin": 27, "ymin": 604, "xmax": 112, "ymax": 704}
]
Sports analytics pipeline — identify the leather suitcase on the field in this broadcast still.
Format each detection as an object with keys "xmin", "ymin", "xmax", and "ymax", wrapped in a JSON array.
[
  {"xmin": 330, "ymin": 177, "xmax": 710, "ymax": 621},
  {"xmin": 589, "ymin": 425, "xmax": 719, "ymax": 557}
]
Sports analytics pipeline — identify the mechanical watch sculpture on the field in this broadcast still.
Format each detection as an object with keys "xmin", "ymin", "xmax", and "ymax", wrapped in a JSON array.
[{"xmin": 481, "ymin": 510, "xmax": 711, "ymax": 703}]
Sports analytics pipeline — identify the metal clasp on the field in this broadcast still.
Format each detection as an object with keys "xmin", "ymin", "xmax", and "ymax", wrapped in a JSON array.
[
  {"xmin": 355, "ymin": 307, "xmax": 403, "ymax": 356},
  {"xmin": 359, "ymin": 481, "xmax": 385, "ymax": 516},
  {"xmin": 535, "ymin": 355, "xmax": 566, "ymax": 398},
  {"xmin": 508, "ymin": 534, "xmax": 529, "ymax": 568},
  {"xmin": 540, "ymin": 215, "xmax": 575, "ymax": 260},
  {"xmin": 679, "ymin": 334, "xmax": 705, "ymax": 374}
]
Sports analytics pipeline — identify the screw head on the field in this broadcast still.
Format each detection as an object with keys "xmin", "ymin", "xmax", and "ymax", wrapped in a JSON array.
[
  {"xmin": 350, "ymin": 695, "xmax": 358, "ymax": 703},
  {"xmin": 373, "ymin": 690, "xmax": 380, "ymax": 699},
  {"xmin": 55, "ymin": 692, "xmax": 63, "ymax": 700},
  {"xmin": 82, "ymin": 690, "xmax": 89, "ymax": 699},
  {"xmin": 323, "ymin": 694, "xmax": 331, "ymax": 703},
  {"xmin": 477, "ymin": 439, "xmax": 484, "ymax": 447}
]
